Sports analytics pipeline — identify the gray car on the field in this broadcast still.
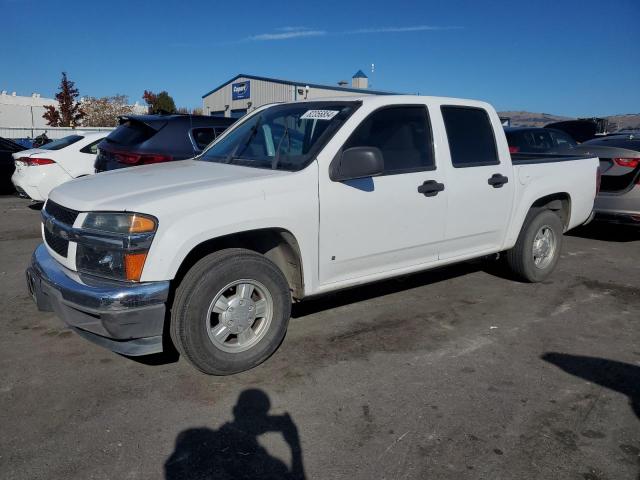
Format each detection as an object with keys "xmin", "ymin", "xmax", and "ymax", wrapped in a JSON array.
[
  {"xmin": 583, "ymin": 134, "xmax": 640, "ymax": 226},
  {"xmin": 505, "ymin": 128, "xmax": 640, "ymax": 226}
]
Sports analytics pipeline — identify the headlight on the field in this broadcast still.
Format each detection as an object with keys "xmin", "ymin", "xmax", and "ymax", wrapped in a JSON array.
[
  {"xmin": 76, "ymin": 212, "xmax": 157, "ymax": 282},
  {"xmin": 82, "ymin": 212, "xmax": 156, "ymax": 234}
]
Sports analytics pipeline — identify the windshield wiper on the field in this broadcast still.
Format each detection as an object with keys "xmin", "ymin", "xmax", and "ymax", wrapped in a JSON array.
[
  {"xmin": 225, "ymin": 116, "xmax": 262, "ymax": 164},
  {"xmin": 271, "ymin": 124, "xmax": 290, "ymax": 170}
]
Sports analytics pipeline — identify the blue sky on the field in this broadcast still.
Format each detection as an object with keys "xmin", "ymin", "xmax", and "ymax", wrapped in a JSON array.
[{"xmin": 1, "ymin": 0, "xmax": 638, "ymax": 117}]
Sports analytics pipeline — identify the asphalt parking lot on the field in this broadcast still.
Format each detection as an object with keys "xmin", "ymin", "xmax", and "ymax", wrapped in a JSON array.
[{"xmin": 0, "ymin": 195, "xmax": 638, "ymax": 480}]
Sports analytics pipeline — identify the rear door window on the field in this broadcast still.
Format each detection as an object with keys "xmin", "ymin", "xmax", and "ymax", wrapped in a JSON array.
[
  {"xmin": 80, "ymin": 138, "xmax": 103, "ymax": 154},
  {"xmin": 441, "ymin": 106, "xmax": 499, "ymax": 167},
  {"xmin": 191, "ymin": 128, "xmax": 216, "ymax": 150},
  {"xmin": 344, "ymin": 106, "xmax": 435, "ymax": 174},
  {"xmin": 214, "ymin": 126, "xmax": 228, "ymax": 137}
]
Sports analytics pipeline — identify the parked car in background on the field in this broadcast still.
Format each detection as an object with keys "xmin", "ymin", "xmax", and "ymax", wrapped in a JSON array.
[
  {"xmin": 0, "ymin": 137, "xmax": 27, "ymax": 194},
  {"xmin": 12, "ymin": 138, "xmax": 35, "ymax": 149},
  {"xmin": 94, "ymin": 114, "xmax": 236, "ymax": 172},
  {"xmin": 545, "ymin": 118, "xmax": 609, "ymax": 142},
  {"xmin": 28, "ymin": 95, "xmax": 600, "ymax": 374},
  {"xmin": 505, "ymin": 127, "xmax": 579, "ymax": 154},
  {"xmin": 11, "ymin": 132, "xmax": 107, "ymax": 202},
  {"xmin": 505, "ymin": 127, "xmax": 640, "ymax": 226},
  {"xmin": 582, "ymin": 134, "xmax": 640, "ymax": 226}
]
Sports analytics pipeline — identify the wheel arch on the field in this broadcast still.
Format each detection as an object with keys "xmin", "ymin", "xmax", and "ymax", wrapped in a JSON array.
[
  {"xmin": 529, "ymin": 192, "xmax": 572, "ymax": 231},
  {"xmin": 172, "ymin": 228, "xmax": 305, "ymax": 300}
]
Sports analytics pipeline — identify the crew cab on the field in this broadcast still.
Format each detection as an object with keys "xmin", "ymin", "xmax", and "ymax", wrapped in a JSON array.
[{"xmin": 26, "ymin": 96, "xmax": 600, "ymax": 375}]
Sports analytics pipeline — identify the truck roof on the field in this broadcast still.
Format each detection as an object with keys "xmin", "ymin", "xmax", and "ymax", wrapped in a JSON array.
[{"xmin": 284, "ymin": 94, "xmax": 495, "ymax": 112}]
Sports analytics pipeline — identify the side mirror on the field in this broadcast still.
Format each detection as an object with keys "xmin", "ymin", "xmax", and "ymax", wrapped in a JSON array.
[{"xmin": 330, "ymin": 146, "xmax": 384, "ymax": 182}]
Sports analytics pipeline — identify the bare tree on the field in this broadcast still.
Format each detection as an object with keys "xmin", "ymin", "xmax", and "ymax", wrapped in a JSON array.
[{"xmin": 81, "ymin": 95, "xmax": 133, "ymax": 127}]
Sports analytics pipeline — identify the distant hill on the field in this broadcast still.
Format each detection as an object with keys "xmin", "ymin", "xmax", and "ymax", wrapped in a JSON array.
[
  {"xmin": 606, "ymin": 114, "xmax": 640, "ymax": 131},
  {"xmin": 498, "ymin": 111, "xmax": 640, "ymax": 131}
]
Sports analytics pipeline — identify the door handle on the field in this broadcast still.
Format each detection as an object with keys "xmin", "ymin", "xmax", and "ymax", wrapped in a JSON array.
[
  {"xmin": 417, "ymin": 180, "xmax": 445, "ymax": 197},
  {"xmin": 488, "ymin": 173, "xmax": 509, "ymax": 188}
]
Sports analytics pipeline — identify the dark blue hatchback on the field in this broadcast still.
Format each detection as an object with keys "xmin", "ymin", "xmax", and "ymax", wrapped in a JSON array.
[{"xmin": 95, "ymin": 114, "xmax": 236, "ymax": 172}]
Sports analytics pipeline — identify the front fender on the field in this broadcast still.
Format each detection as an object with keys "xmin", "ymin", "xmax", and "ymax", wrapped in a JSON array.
[{"xmin": 138, "ymin": 166, "xmax": 320, "ymax": 295}]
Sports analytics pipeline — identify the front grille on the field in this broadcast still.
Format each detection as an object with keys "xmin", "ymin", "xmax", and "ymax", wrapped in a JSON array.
[
  {"xmin": 44, "ymin": 227, "xmax": 69, "ymax": 257},
  {"xmin": 45, "ymin": 200, "xmax": 80, "ymax": 226}
]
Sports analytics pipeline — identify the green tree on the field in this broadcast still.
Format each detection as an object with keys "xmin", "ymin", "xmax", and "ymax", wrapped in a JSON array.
[{"xmin": 143, "ymin": 90, "xmax": 176, "ymax": 114}]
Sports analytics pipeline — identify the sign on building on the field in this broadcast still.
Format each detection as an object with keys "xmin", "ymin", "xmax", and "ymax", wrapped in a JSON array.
[{"xmin": 232, "ymin": 81, "xmax": 250, "ymax": 100}]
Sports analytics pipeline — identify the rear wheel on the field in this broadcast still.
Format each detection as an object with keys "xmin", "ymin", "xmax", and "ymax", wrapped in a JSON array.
[
  {"xmin": 170, "ymin": 248, "xmax": 291, "ymax": 375},
  {"xmin": 505, "ymin": 209, "xmax": 564, "ymax": 282}
]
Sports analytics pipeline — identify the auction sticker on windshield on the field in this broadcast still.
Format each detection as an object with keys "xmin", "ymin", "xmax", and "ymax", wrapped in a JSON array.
[{"xmin": 300, "ymin": 110, "xmax": 340, "ymax": 120}]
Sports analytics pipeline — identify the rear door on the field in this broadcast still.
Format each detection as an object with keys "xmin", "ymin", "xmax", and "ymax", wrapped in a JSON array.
[
  {"xmin": 319, "ymin": 104, "xmax": 447, "ymax": 285},
  {"xmin": 62, "ymin": 137, "xmax": 104, "ymax": 177},
  {"xmin": 438, "ymin": 105, "xmax": 515, "ymax": 260}
]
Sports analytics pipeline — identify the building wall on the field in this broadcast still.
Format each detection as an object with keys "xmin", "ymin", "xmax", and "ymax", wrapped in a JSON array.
[
  {"xmin": 0, "ymin": 91, "xmax": 146, "ymax": 129},
  {"xmin": 301, "ymin": 86, "xmax": 370, "ymax": 100},
  {"xmin": 203, "ymin": 77, "xmax": 295, "ymax": 117},
  {"xmin": 0, "ymin": 126, "xmax": 114, "ymax": 140},
  {"xmin": 0, "ymin": 92, "xmax": 57, "ymax": 128},
  {"xmin": 203, "ymin": 77, "xmax": 376, "ymax": 117}
]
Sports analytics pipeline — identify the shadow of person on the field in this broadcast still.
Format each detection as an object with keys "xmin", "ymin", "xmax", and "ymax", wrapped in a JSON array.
[
  {"xmin": 542, "ymin": 352, "xmax": 640, "ymax": 419},
  {"xmin": 164, "ymin": 389, "xmax": 306, "ymax": 480}
]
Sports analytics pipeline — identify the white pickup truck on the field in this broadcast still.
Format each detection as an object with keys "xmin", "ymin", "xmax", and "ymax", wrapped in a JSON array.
[{"xmin": 27, "ymin": 95, "xmax": 600, "ymax": 375}]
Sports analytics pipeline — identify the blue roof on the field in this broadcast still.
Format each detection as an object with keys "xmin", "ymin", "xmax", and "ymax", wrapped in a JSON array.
[
  {"xmin": 202, "ymin": 73, "xmax": 392, "ymax": 98},
  {"xmin": 352, "ymin": 70, "xmax": 368, "ymax": 78}
]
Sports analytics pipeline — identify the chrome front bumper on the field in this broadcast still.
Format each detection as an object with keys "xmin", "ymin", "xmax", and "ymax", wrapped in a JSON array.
[{"xmin": 26, "ymin": 244, "xmax": 170, "ymax": 356}]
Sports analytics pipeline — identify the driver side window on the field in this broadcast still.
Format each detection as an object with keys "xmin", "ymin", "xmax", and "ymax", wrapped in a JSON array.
[{"xmin": 343, "ymin": 106, "xmax": 435, "ymax": 175}]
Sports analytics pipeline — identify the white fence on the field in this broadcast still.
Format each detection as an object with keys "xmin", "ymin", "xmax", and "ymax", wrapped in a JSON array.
[{"xmin": 0, "ymin": 126, "xmax": 114, "ymax": 140}]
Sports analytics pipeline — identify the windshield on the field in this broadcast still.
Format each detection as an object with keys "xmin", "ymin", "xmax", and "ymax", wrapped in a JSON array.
[
  {"xmin": 41, "ymin": 135, "xmax": 84, "ymax": 151},
  {"xmin": 199, "ymin": 101, "xmax": 360, "ymax": 171}
]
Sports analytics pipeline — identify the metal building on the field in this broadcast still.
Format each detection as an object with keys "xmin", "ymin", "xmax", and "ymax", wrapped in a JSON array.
[{"xmin": 202, "ymin": 71, "xmax": 391, "ymax": 118}]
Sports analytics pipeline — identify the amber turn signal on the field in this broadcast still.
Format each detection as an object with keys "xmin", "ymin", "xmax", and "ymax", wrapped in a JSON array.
[
  {"xmin": 129, "ymin": 215, "xmax": 157, "ymax": 233},
  {"xmin": 124, "ymin": 252, "xmax": 148, "ymax": 281}
]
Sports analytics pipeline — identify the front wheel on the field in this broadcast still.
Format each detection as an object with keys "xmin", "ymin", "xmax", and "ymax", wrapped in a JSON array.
[
  {"xmin": 505, "ymin": 209, "xmax": 564, "ymax": 282},
  {"xmin": 170, "ymin": 248, "xmax": 291, "ymax": 375}
]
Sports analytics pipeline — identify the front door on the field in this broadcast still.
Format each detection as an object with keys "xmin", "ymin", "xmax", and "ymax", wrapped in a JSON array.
[{"xmin": 319, "ymin": 105, "xmax": 447, "ymax": 285}]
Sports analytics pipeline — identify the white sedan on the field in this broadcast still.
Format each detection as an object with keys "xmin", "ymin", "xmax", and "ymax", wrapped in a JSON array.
[{"xmin": 11, "ymin": 132, "xmax": 108, "ymax": 201}]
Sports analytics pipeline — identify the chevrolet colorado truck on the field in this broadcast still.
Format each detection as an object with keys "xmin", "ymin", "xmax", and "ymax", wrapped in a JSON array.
[{"xmin": 26, "ymin": 96, "xmax": 600, "ymax": 375}]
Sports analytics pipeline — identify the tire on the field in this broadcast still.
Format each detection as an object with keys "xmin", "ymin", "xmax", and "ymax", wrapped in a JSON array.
[
  {"xmin": 170, "ymin": 248, "xmax": 291, "ymax": 375},
  {"xmin": 505, "ymin": 209, "xmax": 564, "ymax": 283}
]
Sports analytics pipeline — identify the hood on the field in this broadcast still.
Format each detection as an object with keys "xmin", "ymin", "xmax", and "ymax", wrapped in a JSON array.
[{"xmin": 48, "ymin": 160, "xmax": 288, "ymax": 212}]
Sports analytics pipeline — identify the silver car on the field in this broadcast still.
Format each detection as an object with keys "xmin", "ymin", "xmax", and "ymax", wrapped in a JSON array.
[
  {"xmin": 583, "ymin": 134, "xmax": 640, "ymax": 226},
  {"xmin": 505, "ymin": 128, "xmax": 640, "ymax": 226}
]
